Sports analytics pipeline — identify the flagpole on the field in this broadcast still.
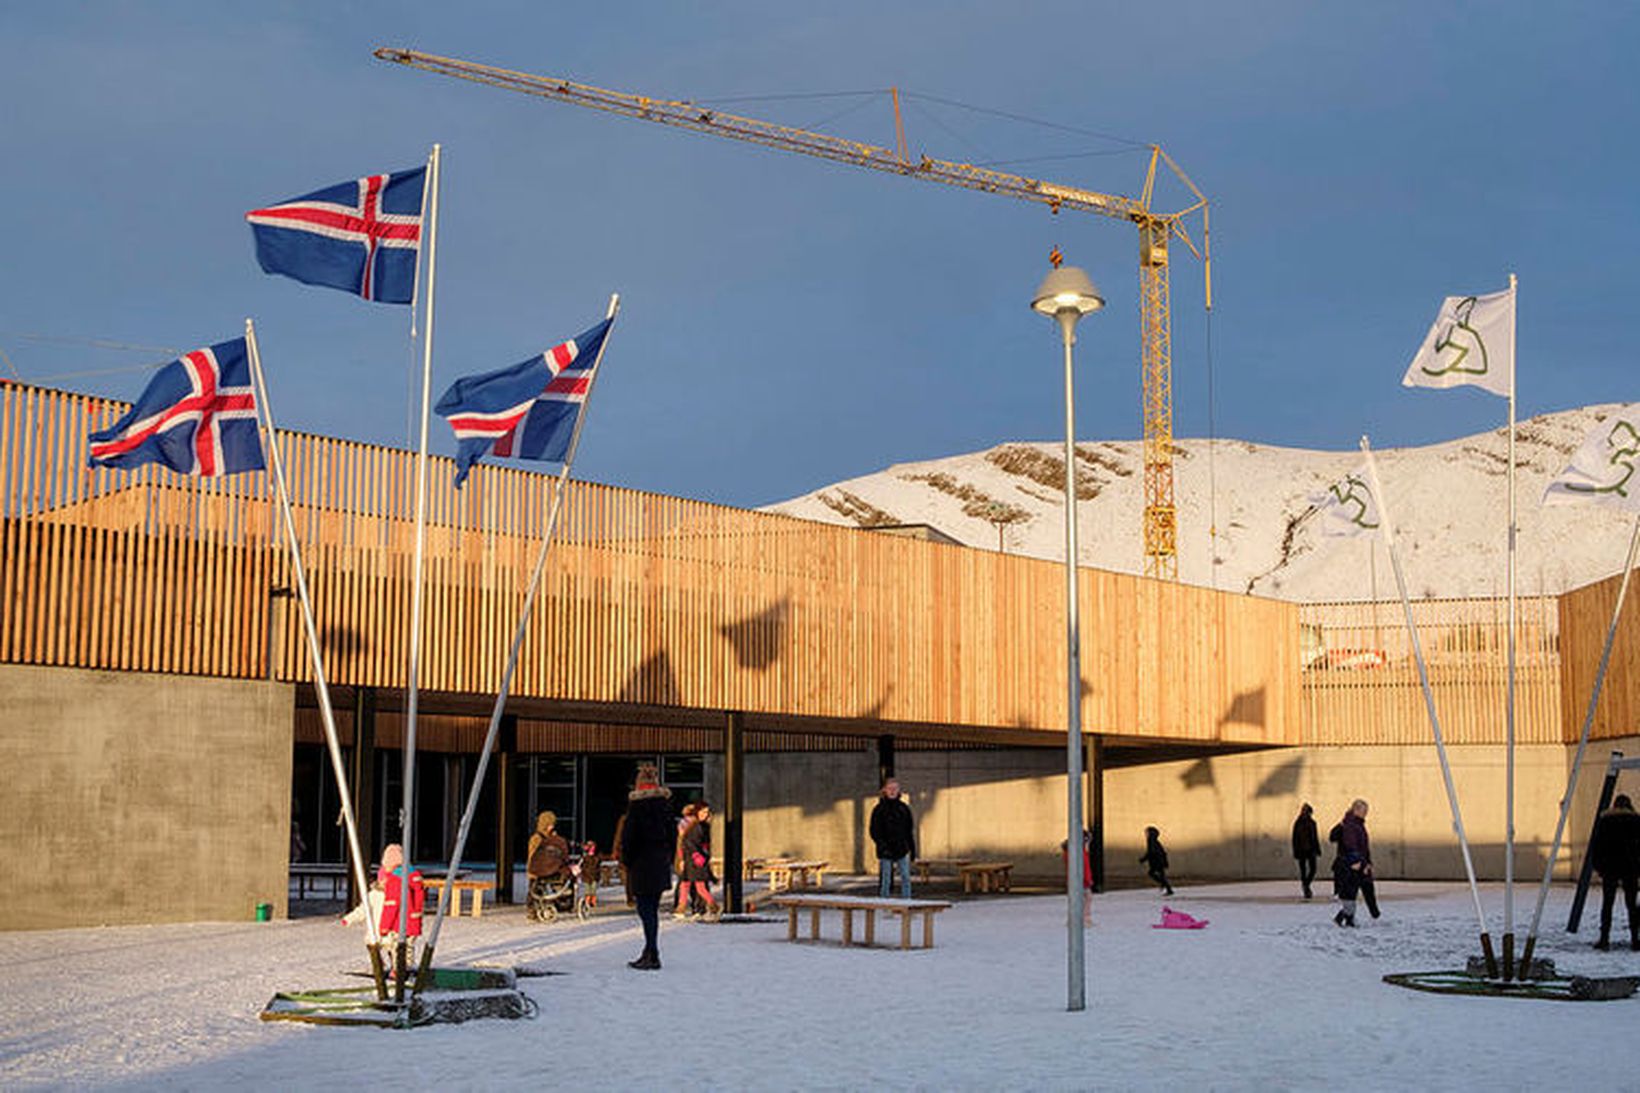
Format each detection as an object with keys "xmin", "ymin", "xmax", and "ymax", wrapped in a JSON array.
[
  {"xmin": 245, "ymin": 320, "xmax": 388, "ymax": 997},
  {"xmin": 1519, "ymin": 508, "xmax": 1640, "ymax": 978},
  {"xmin": 1503, "ymin": 272, "xmax": 1519, "ymax": 978},
  {"xmin": 1362, "ymin": 437, "xmax": 1497, "ymax": 976},
  {"xmin": 397, "ymin": 141, "xmax": 440, "ymax": 1001},
  {"xmin": 415, "ymin": 294, "xmax": 622, "ymax": 990}
]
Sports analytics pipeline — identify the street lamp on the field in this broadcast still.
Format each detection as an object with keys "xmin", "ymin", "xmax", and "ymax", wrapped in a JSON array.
[
  {"xmin": 982, "ymin": 501, "xmax": 1012, "ymax": 553},
  {"xmin": 1032, "ymin": 254, "xmax": 1103, "ymax": 1013}
]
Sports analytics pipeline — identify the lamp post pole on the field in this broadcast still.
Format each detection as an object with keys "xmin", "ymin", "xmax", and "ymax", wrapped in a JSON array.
[{"xmin": 1032, "ymin": 255, "xmax": 1104, "ymax": 1014}]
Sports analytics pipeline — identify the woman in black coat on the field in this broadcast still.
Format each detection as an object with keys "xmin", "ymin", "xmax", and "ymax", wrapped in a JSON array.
[
  {"xmin": 619, "ymin": 763, "xmax": 677, "ymax": 970},
  {"xmin": 1292, "ymin": 803, "xmax": 1321, "ymax": 899}
]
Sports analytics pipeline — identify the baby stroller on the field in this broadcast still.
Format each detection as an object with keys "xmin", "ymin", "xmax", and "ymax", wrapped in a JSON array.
[{"xmin": 527, "ymin": 844, "xmax": 592, "ymax": 924}]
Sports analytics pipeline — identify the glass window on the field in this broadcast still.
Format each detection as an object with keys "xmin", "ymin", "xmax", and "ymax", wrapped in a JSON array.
[
  {"xmin": 532, "ymin": 756, "xmax": 580, "ymax": 844},
  {"xmin": 662, "ymin": 754, "xmax": 705, "ymax": 806}
]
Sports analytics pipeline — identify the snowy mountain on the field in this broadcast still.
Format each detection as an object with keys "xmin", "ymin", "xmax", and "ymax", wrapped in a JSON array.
[{"xmin": 762, "ymin": 405, "xmax": 1634, "ymax": 602}]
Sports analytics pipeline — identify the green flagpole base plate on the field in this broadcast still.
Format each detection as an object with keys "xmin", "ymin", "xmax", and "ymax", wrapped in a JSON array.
[{"xmin": 1384, "ymin": 969, "xmax": 1639, "ymax": 1001}]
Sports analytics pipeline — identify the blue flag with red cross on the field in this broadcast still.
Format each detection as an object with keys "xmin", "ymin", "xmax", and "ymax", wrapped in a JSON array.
[
  {"xmin": 435, "ymin": 319, "xmax": 613, "ymax": 487},
  {"xmin": 246, "ymin": 167, "xmax": 425, "ymax": 304}
]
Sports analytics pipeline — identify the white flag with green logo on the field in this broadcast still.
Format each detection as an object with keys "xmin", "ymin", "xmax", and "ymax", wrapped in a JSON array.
[
  {"xmin": 1311, "ymin": 465, "xmax": 1382, "ymax": 538},
  {"xmin": 1543, "ymin": 409, "xmax": 1640, "ymax": 510},
  {"xmin": 1402, "ymin": 287, "xmax": 1514, "ymax": 398}
]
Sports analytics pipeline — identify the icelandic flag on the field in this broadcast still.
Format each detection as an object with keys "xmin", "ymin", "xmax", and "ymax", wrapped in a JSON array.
[
  {"xmin": 435, "ymin": 319, "xmax": 613, "ymax": 487},
  {"xmin": 246, "ymin": 168, "xmax": 425, "ymax": 304},
  {"xmin": 88, "ymin": 338, "xmax": 265, "ymax": 478}
]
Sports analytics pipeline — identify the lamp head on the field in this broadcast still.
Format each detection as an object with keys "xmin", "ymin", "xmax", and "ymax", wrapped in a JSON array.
[{"xmin": 1032, "ymin": 264, "xmax": 1104, "ymax": 319}]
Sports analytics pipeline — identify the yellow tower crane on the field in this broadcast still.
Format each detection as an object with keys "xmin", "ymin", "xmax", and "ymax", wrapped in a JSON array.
[{"xmin": 375, "ymin": 47, "xmax": 1211, "ymax": 580}]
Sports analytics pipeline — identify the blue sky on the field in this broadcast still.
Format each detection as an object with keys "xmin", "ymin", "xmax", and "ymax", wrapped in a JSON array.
[{"xmin": 3, "ymin": 2, "xmax": 1636, "ymax": 508}]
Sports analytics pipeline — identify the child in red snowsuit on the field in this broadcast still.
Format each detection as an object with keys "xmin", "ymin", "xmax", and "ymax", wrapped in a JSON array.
[{"xmin": 376, "ymin": 843, "xmax": 425, "ymax": 970}]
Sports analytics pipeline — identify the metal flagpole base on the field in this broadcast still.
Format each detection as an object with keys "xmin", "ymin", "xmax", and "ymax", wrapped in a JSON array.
[
  {"xmin": 1502, "ymin": 932, "xmax": 1515, "ymax": 981},
  {"xmin": 367, "ymin": 944, "xmax": 388, "ymax": 1000},
  {"xmin": 394, "ymin": 941, "xmax": 409, "ymax": 1003},
  {"xmin": 412, "ymin": 945, "xmax": 437, "ymax": 999},
  {"xmin": 1479, "ymin": 932, "xmax": 1499, "ymax": 979},
  {"xmin": 1518, "ymin": 935, "xmax": 1537, "ymax": 982}
]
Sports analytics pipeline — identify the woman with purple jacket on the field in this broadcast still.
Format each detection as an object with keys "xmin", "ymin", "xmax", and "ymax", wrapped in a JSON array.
[{"xmin": 1330, "ymin": 799, "xmax": 1380, "ymax": 927}]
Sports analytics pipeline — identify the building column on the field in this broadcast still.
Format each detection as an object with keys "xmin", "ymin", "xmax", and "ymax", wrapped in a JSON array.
[
  {"xmin": 494, "ymin": 715, "xmax": 517, "ymax": 904},
  {"xmin": 347, "ymin": 686, "xmax": 377, "ymax": 909},
  {"xmin": 1087, "ymin": 734, "xmax": 1105, "ymax": 892},
  {"xmin": 724, "ymin": 711, "xmax": 745, "ymax": 914}
]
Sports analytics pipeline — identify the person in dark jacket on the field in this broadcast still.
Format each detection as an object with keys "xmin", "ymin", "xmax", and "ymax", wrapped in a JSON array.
[
  {"xmin": 1589, "ymin": 793, "xmax": 1640, "ymax": 951},
  {"xmin": 674, "ymin": 802, "xmax": 721, "ymax": 921},
  {"xmin": 869, "ymin": 777, "xmax": 916, "ymax": 898},
  {"xmin": 1139, "ymin": 826, "xmax": 1174, "ymax": 895},
  {"xmin": 1331, "ymin": 799, "xmax": 1379, "ymax": 927},
  {"xmin": 1292, "ymin": 803, "xmax": 1321, "ymax": 899},
  {"xmin": 619, "ymin": 762, "xmax": 677, "ymax": 970}
]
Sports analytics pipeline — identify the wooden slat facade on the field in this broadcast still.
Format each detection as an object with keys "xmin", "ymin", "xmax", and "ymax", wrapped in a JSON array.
[
  {"xmin": 0, "ymin": 382, "xmax": 1300, "ymax": 746},
  {"xmin": 1297, "ymin": 597, "xmax": 1563, "ymax": 746},
  {"xmin": 1558, "ymin": 568, "xmax": 1640, "ymax": 742}
]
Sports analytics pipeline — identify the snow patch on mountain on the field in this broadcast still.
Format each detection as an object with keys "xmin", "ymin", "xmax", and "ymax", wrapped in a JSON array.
[{"xmin": 763, "ymin": 406, "xmax": 1631, "ymax": 602}]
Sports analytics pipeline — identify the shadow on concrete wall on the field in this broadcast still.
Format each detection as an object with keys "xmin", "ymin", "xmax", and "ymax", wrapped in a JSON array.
[
  {"xmin": 1096, "ymin": 834, "xmax": 1586, "ymax": 890},
  {"xmin": 1255, "ymin": 755, "xmax": 1305, "ymax": 798}
]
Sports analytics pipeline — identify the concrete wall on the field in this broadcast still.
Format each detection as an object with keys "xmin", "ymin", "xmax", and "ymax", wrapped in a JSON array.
[
  {"xmin": 728, "ymin": 748, "xmax": 1078, "ymax": 880},
  {"xmin": 0, "ymin": 665, "xmax": 294, "ymax": 930},
  {"xmin": 1102, "ymin": 739, "xmax": 1635, "ymax": 884},
  {"xmin": 720, "ymin": 738, "xmax": 1640, "ymax": 888}
]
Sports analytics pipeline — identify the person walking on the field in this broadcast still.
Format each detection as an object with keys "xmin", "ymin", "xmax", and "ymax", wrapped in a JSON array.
[
  {"xmin": 675, "ymin": 802, "xmax": 721, "ymax": 921},
  {"xmin": 1140, "ymin": 826, "xmax": 1174, "ymax": 896},
  {"xmin": 672, "ymin": 802, "xmax": 700, "ymax": 917},
  {"xmin": 869, "ymin": 777, "xmax": 916, "ymax": 899},
  {"xmin": 1331, "ymin": 799, "xmax": 1378, "ymax": 927},
  {"xmin": 1589, "ymin": 793, "xmax": 1640, "ymax": 951},
  {"xmin": 619, "ymin": 762, "xmax": 676, "ymax": 971},
  {"xmin": 525, "ymin": 810, "xmax": 571, "ymax": 921},
  {"xmin": 1292, "ymin": 803, "xmax": 1321, "ymax": 899}
]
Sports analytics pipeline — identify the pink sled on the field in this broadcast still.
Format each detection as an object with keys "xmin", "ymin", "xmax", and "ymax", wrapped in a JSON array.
[{"xmin": 1153, "ymin": 906, "xmax": 1209, "ymax": 929}]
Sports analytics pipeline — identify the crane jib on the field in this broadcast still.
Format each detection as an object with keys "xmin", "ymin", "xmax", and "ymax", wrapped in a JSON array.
[{"xmin": 373, "ymin": 45, "xmax": 1207, "ymax": 582}]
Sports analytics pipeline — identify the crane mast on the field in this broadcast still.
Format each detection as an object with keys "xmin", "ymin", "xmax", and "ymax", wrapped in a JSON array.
[{"xmin": 375, "ymin": 47, "xmax": 1209, "ymax": 580}]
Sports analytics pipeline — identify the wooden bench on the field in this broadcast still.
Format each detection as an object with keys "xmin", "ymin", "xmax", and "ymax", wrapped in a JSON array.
[
  {"xmin": 423, "ymin": 876, "xmax": 495, "ymax": 917},
  {"xmin": 763, "ymin": 859, "xmax": 829, "ymax": 893},
  {"xmin": 913, "ymin": 858, "xmax": 971, "ymax": 883},
  {"xmin": 288, "ymin": 863, "xmax": 348, "ymax": 900},
  {"xmin": 768, "ymin": 894, "xmax": 952, "ymax": 950},
  {"xmin": 744, "ymin": 857, "xmax": 792, "ymax": 880},
  {"xmin": 958, "ymin": 861, "xmax": 1014, "ymax": 894}
]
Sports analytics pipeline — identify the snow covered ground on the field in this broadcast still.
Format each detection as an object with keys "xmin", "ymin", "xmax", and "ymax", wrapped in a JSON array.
[{"xmin": 2, "ymin": 880, "xmax": 1636, "ymax": 1090}]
